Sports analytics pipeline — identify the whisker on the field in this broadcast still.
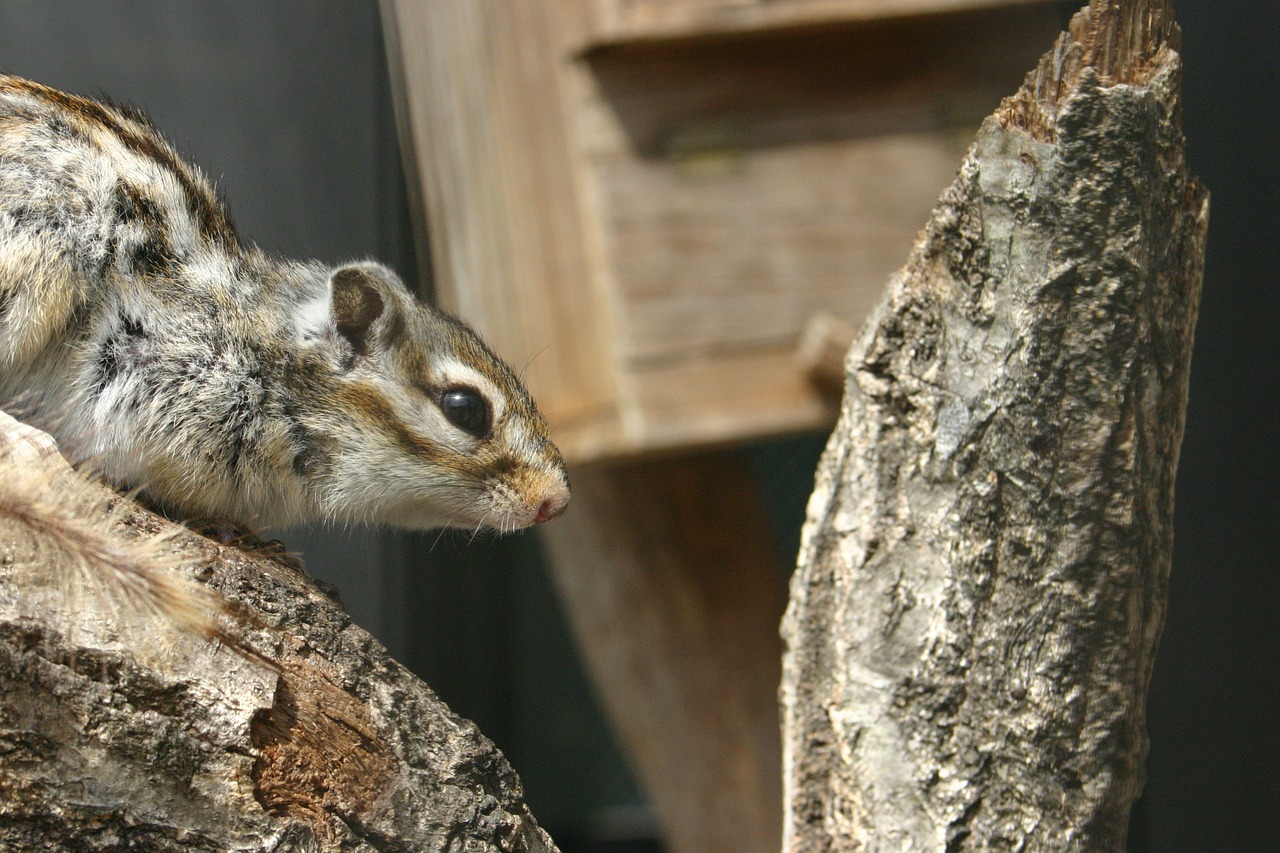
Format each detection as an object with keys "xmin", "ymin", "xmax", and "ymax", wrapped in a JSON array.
[
  {"xmin": 519, "ymin": 344, "xmax": 552, "ymax": 383},
  {"xmin": 428, "ymin": 525, "xmax": 452, "ymax": 554},
  {"xmin": 468, "ymin": 517, "xmax": 486, "ymax": 546}
]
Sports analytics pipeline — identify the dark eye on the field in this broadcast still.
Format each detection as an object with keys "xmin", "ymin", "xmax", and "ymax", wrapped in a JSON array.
[{"xmin": 440, "ymin": 387, "xmax": 491, "ymax": 438}]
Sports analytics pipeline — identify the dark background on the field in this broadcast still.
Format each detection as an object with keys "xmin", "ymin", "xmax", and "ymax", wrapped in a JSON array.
[{"xmin": 0, "ymin": 1, "xmax": 1274, "ymax": 850}]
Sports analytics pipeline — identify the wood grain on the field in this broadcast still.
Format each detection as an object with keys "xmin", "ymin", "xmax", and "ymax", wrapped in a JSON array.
[{"xmin": 578, "ymin": 0, "xmax": 1056, "ymax": 49}]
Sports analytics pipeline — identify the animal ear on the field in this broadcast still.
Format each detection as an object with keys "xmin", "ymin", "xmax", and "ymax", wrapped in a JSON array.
[{"xmin": 330, "ymin": 266, "xmax": 387, "ymax": 357}]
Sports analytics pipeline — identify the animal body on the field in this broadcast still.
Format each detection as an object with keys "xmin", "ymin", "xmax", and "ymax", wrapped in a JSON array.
[{"xmin": 0, "ymin": 75, "xmax": 568, "ymax": 534}]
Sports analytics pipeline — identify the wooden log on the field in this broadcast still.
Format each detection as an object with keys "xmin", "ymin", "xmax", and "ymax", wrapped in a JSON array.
[
  {"xmin": 780, "ymin": 0, "xmax": 1207, "ymax": 850},
  {"xmin": 0, "ymin": 411, "xmax": 557, "ymax": 852}
]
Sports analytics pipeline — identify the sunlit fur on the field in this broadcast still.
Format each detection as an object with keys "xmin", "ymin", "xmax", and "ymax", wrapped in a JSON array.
[
  {"xmin": 0, "ymin": 75, "xmax": 568, "ymax": 532},
  {"xmin": 0, "ymin": 410, "xmax": 248, "ymax": 657}
]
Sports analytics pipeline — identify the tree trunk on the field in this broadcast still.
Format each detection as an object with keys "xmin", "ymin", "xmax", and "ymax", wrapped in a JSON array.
[
  {"xmin": 0, "ymin": 411, "xmax": 557, "ymax": 853},
  {"xmin": 779, "ymin": 1, "xmax": 1207, "ymax": 850}
]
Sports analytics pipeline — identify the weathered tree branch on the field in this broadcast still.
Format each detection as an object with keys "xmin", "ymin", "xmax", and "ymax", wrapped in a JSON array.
[
  {"xmin": 0, "ymin": 411, "xmax": 557, "ymax": 852},
  {"xmin": 780, "ymin": 1, "xmax": 1207, "ymax": 850}
]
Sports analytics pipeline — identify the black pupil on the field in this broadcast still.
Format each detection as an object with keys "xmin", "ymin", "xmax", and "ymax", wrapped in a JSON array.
[{"xmin": 441, "ymin": 388, "xmax": 490, "ymax": 437}]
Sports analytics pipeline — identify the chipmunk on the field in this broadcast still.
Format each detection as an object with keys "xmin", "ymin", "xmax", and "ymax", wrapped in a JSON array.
[{"xmin": 0, "ymin": 75, "xmax": 569, "ymax": 538}]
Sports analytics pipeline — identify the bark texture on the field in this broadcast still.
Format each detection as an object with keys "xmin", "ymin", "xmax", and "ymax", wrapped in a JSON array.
[
  {"xmin": 0, "ymin": 412, "xmax": 557, "ymax": 852},
  {"xmin": 780, "ymin": 1, "xmax": 1207, "ymax": 850}
]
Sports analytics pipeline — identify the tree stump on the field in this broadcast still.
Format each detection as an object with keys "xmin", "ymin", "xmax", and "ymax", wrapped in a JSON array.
[
  {"xmin": 0, "ymin": 411, "xmax": 558, "ymax": 852},
  {"xmin": 780, "ymin": 1, "xmax": 1208, "ymax": 850}
]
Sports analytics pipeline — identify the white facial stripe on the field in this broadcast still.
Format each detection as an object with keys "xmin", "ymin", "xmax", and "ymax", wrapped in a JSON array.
[
  {"xmin": 506, "ymin": 418, "xmax": 533, "ymax": 455},
  {"xmin": 294, "ymin": 285, "xmax": 332, "ymax": 340}
]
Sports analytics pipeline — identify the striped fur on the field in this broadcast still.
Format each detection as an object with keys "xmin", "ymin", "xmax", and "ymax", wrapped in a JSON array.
[{"xmin": 0, "ymin": 76, "xmax": 568, "ymax": 532}]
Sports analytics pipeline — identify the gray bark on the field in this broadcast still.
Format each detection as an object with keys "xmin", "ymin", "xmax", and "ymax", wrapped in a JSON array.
[
  {"xmin": 0, "ymin": 414, "xmax": 557, "ymax": 852},
  {"xmin": 780, "ymin": 1, "xmax": 1207, "ymax": 850}
]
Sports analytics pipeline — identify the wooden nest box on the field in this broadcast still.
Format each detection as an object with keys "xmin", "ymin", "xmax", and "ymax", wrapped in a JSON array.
[{"xmin": 384, "ymin": 0, "xmax": 1061, "ymax": 465}]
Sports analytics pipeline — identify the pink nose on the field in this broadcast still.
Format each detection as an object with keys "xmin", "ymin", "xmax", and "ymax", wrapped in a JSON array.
[{"xmin": 534, "ymin": 493, "xmax": 569, "ymax": 524}]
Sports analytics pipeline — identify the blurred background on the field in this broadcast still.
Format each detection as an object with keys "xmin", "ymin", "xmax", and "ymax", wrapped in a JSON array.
[{"xmin": 0, "ymin": 1, "xmax": 1273, "ymax": 851}]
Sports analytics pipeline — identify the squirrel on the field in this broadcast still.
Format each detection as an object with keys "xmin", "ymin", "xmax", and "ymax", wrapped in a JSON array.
[
  {"xmin": 0, "ymin": 74, "xmax": 569, "ymax": 535},
  {"xmin": 0, "ymin": 75, "xmax": 569, "ymax": 650}
]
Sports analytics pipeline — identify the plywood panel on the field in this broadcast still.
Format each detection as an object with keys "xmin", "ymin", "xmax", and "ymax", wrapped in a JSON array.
[
  {"xmin": 604, "ymin": 134, "xmax": 951, "ymax": 362},
  {"xmin": 627, "ymin": 349, "xmax": 840, "ymax": 453},
  {"xmin": 385, "ymin": 0, "xmax": 1062, "ymax": 463},
  {"xmin": 573, "ymin": 6, "xmax": 1058, "ymax": 367}
]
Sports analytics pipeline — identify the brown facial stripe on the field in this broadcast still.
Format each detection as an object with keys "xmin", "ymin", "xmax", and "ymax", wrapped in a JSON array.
[
  {"xmin": 482, "ymin": 455, "xmax": 521, "ymax": 479},
  {"xmin": 6, "ymin": 78, "xmax": 239, "ymax": 248},
  {"xmin": 336, "ymin": 382, "xmax": 460, "ymax": 468}
]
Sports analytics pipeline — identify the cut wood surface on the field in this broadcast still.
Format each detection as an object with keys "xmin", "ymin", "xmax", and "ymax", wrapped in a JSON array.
[
  {"xmin": 0, "ymin": 411, "xmax": 557, "ymax": 853},
  {"xmin": 780, "ymin": 0, "xmax": 1207, "ymax": 850}
]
